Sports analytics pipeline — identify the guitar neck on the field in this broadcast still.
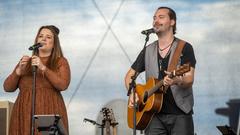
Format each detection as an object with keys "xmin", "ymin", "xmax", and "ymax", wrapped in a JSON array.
[
  {"xmin": 105, "ymin": 121, "xmax": 111, "ymax": 135},
  {"xmin": 112, "ymin": 126, "xmax": 117, "ymax": 135},
  {"xmin": 146, "ymin": 70, "xmax": 178, "ymax": 98},
  {"xmin": 147, "ymin": 80, "xmax": 164, "ymax": 98}
]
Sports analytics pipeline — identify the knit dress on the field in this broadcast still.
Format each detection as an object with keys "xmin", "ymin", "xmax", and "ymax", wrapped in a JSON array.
[{"xmin": 3, "ymin": 56, "xmax": 70, "ymax": 135}]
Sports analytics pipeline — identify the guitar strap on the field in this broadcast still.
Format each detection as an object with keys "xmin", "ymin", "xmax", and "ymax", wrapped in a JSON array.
[
  {"xmin": 163, "ymin": 39, "xmax": 186, "ymax": 91},
  {"xmin": 167, "ymin": 39, "xmax": 186, "ymax": 72}
]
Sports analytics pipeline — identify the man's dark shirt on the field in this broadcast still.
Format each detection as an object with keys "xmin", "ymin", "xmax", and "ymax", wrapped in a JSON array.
[{"xmin": 131, "ymin": 40, "xmax": 196, "ymax": 115}]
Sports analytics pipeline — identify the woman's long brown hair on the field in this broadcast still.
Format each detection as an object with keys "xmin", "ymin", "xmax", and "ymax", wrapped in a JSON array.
[{"xmin": 34, "ymin": 25, "xmax": 64, "ymax": 71}]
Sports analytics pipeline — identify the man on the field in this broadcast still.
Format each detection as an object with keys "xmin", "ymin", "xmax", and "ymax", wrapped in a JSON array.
[{"xmin": 125, "ymin": 7, "xmax": 196, "ymax": 135}]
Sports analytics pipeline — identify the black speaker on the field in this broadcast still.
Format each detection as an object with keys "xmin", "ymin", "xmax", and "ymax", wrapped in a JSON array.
[
  {"xmin": 217, "ymin": 125, "xmax": 236, "ymax": 135},
  {"xmin": 216, "ymin": 99, "xmax": 240, "ymax": 132},
  {"xmin": 0, "ymin": 101, "xmax": 14, "ymax": 135}
]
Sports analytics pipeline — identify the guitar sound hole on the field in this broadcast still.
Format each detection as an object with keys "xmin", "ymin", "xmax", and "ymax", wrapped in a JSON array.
[{"xmin": 143, "ymin": 91, "xmax": 148, "ymax": 104}]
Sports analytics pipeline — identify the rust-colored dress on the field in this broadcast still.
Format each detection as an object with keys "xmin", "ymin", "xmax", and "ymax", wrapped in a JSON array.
[{"xmin": 3, "ymin": 56, "xmax": 71, "ymax": 135}]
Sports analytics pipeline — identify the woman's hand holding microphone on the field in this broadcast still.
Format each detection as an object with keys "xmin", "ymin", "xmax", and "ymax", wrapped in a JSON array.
[{"xmin": 16, "ymin": 55, "xmax": 46, "ymax": 76}]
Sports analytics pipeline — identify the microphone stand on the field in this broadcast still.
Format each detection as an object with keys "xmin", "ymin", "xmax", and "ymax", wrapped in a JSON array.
[
  {"xmin": 127, "ymin": 72, "xmax": 137, "ymax": 135},
  {"xmin": 30, "ymin": 48, "xmax": 38, "ymax": 135},
  {"xmin": 127, "ymin": 33, "xmax": 150, "ymax": 135}
]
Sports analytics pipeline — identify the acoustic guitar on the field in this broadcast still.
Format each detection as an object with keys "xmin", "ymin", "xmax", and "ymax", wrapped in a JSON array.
[{"xmin": 127, "ymin": 64, "xmax": 190, "ymax": 130}]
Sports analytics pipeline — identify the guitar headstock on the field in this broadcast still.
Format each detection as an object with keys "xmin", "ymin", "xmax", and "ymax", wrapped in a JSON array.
[
  {"xmin": 101, "ymin": 107, "xmax": 111, "ymax": 123},
  {"xmin": 172, "ymin": 63, "xmax": 190, "ymax": 77},
  {"xmin": 101, "ymin": 107, "xmax": 118, "ymax": 126},
  {"xmin": 109, "ymin": 108, "xmax": 118, "ymax": 127}
]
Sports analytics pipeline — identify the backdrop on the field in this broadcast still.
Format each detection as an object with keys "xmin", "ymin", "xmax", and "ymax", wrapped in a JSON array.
[{"xmin": 1, "ymin": 0, "xmax": 240, "ymax": 135}]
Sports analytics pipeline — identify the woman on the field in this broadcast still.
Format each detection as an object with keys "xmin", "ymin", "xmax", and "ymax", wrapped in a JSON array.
[{"xmin": 3, "ymin": 25, "xmax": 71, "ymax": 135}]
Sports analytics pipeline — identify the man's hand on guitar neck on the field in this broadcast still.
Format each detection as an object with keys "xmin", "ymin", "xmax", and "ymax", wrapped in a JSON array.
[
  {"xmin": 128, "ymin": 92, "xmax": 139, "ymax": 108},
  {"xmin": 163, "ymin": 70, "xmax": 183, "ymax": 86},
  {"xmin": 163, "ymin": 66, "xmax": 195, "ymax": 88}
]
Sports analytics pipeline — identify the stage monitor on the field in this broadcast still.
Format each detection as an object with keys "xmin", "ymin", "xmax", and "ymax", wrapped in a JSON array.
[{"xmin": 34, "ymin": 114, "xmax": 67, "ymax": 135}]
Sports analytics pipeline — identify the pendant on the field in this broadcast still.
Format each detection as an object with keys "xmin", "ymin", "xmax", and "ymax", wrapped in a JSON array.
[{"xmin": 159, "ymin": 60, "xmax": 162, "ymax": 71}]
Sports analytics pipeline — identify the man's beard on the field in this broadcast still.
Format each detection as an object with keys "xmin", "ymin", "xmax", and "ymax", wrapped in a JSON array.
[
  {"xmin": 153, "ymin": 26, "xmax": 163, "ymax": 34},
  {"xmin": 153, "ymin": 25, "xmax": 172, "ymax": 34}
]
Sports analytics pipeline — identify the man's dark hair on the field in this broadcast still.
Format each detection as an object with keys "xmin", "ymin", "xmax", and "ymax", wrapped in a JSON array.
[{"xmin": 157, "ymin": 7, "xmax": 177, "ymax": 34}]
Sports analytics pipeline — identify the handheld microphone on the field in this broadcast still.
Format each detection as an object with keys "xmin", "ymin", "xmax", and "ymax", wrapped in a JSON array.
[
  {"xmin": 141, "ymin": 28, "xmax": 155, "ymax": 35},
  {"xmin": 28, "ymin": 43, "xmax": 43, "ymax": 50}
]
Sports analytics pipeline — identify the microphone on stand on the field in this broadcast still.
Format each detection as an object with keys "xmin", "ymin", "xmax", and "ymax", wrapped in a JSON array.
[
  {"xmin": 83, "ymin": 118, "xmax": 97, "ymax": 125},
  {"xmin": 141, "ymin": 28, "xmax": 155, "ymax": 35},
  {"xmin": 28, "ymin": 43, "xmax": 43, "ymax": 50}
]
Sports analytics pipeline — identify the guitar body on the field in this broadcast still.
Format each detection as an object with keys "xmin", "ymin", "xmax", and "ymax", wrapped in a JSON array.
[
  {"xmin": 127, "ymin": 64, "xmax": 190, "ymax": 130},
  {"xmin": 127, "ymin": 77, "xmax": 163, "ymax": 130}
]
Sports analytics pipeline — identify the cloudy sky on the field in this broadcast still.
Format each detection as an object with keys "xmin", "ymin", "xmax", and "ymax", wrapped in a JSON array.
[{"xmin": 1, "ymin": 0, "xmax": 240, "ymax": 135}]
